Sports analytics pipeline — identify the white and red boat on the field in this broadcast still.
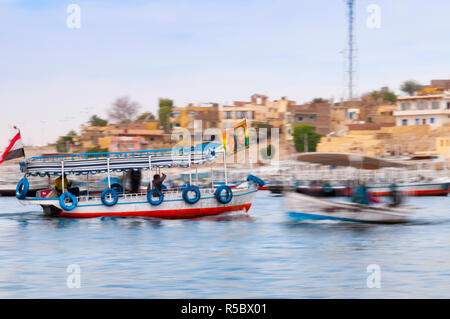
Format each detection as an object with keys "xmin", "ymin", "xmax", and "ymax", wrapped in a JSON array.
[
  {"xmin": 367, "ymin": 181, "xmax": 449, "ymax": 197},
  {"xmin": 15, "ymin": 146, "xmax": 264, "ymax": 219}
]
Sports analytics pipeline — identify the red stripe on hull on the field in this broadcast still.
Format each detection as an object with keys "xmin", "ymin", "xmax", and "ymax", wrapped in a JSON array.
[
  {"xmin": 371, "ymin": 190, "xmax": 449, "ymax": 196},
  {"xmin": 59, "ymin": 203, "xmax": 252, "ymax": 219},
  {"xmin": 258, "ymin": 186, "xmax": 269, "ymax": 190}
]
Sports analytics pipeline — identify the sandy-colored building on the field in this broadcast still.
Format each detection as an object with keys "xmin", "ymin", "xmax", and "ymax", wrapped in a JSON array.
[
  {"xmin": 436, "ymin": 136, "xmax": 450, "ymax": 158},
  {"xmin": 72, "ymin": 122, "xmax": 166, "ymax": 153},
  {"xmin": 394, "ymin": 89, "xmax": 450, "ymax": 129},
  {"xmin": 286, "ymin": 102, "xmax": 332, "ymax": 137},
  {"xmin": 170, "ymin": 103, "xmax": 219, "ymax": 132}
]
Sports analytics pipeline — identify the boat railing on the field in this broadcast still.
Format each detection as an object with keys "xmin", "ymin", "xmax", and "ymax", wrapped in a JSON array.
[
  {"xmin": 76, "ymin": 187, "xmax": 218, "ymax": 203},
  {"xmin": 26, "ymin": 143, "xmax": 222, "ymax": 163}
]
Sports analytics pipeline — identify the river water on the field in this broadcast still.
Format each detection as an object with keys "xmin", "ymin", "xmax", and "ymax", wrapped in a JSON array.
[{"xmin": 0, "ymin": 192, "xmax": 449, "ymax": 298}]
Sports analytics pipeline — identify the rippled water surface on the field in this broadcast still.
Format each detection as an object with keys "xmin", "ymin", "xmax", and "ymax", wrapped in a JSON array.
[{"xmin": 0, "ymin": 192, "xmax": 449, "ymax": 298}]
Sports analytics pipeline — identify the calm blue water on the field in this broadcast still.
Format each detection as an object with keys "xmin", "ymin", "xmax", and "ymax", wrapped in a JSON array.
[{"xmin": 0, "ymin": 192, "xmax": 449, "ymax": 298}]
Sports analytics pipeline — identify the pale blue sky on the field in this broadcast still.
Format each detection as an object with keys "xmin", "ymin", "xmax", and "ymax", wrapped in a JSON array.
[{"xmin": 1, "ymin": 0, "xmax": 449, "ymax": 146}]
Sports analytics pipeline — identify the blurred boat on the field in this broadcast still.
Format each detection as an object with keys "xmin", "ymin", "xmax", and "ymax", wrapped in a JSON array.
[
  {"xmin": 286, "ymin": 152, "xmax": 416, "ymax": 223},
  {"xmin": 285, "ymin": 192, "xmax": 410, "ymax": 224}
]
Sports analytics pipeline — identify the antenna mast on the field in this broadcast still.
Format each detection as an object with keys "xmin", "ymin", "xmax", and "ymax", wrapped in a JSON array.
[{"xmin": 346, "ymin": 0, "xmax": 356, "ymax": 100}]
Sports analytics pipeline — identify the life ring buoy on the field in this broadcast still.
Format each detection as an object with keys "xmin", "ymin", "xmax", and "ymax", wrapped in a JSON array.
[
  {"xmin": 182, "ymin": 185, "xmax": 200, "ymax": 204},
  {"xmin": 247, "ymin": 175, "xmax": 265, "ymax": 187},
  {"xmin": 111, "ymin": 183, "xmax": 123, "ymax": 194},
  {"xmin": 59, "ymin": 192, "xmax": 78, "ymax": 211},
  {"xmin": 215, "ymin": 185, "xmax": 232, "ymax": 204},
  {"xmin": 101, "ymin": 188, "xmax": 119, "ymax": 206},
  {"xmin": 16, "ymin": 178, "xmax": 29, "ymax": 199},
  {"xmin": 147, "ymin": 189, "xmax": 164, "ymax": 205}
]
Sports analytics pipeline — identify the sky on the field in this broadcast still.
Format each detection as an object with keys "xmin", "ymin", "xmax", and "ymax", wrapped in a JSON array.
[{"xmin": 1, "ymin": 0, "xmax": 449, "ymax": 147}]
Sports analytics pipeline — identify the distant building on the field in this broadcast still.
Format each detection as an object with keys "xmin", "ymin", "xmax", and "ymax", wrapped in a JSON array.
[
  {"xmin": 394, "ymin": 90, "xmax": 450, "ymax": 129},
  {"xmin": 72, "ymin": 123, "xmax": 166, "ymax": 152},
  {"xmin": 436, "ymin": 136, "xmax": 450, "ymax": 158},
  {"xmin": 286, "ymin": 102, "xmax": 332, "ymax": 136},
  {"xmin": 109, "ymin": 136, "xmax": 145, "ymax": 152},
  {"xmin": 170, "ymin": 103, "xmax": 219, "ymax": 132}
]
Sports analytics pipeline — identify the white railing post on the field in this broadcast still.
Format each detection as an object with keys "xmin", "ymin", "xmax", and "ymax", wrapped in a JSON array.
[
  {"xmin": 148, "ymin": 155, "xmax": 152, "ymax": 190},
  {"xmin": 106, "ymin": 157, "xmax": 111, "ymax": 188},
  {"xmin": 189, "ymin": 152, "xmax": 192, "ymax": 185},
  {"xmin": 223, "ymin": 150, "xmax": 228, "ymax": 185},
  {"xmin": 61, "ymin": 161, "xmax": 65, "ymax": 192}
]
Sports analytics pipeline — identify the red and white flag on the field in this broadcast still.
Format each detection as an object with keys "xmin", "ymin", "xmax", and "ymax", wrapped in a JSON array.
[{"xmin": 0, "ymin": 129, "xmax": 25, "ymax": 164}]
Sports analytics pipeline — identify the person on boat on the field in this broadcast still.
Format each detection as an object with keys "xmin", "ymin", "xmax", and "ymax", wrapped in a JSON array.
[
  {"xmin": 54, "ymin": 174, "xmax": 70, "ymax": 195},
  {"xmin": 54, "ymin": 173, "xmax": 79, "ymax": 196},
  {"xmin": 388, "ymin": 183, "xmax": 402, "ymax": 207},
  {"xmin": 128, "ymin": 169, "xmax": 142, "ymax": 194},
  {"xmin": 352, "ymin": 182, "xmax": 370, "ymax": 205},
  {"xmin": 151, "ymin": 173, "xmax": 167, "ymax": 193}
]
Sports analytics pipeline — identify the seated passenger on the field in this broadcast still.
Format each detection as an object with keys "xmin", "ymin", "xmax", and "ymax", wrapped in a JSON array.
[
  {"xmin": 150, "ymin": 173, "xmax": 166, "ymax": 193},
  {"xmin": 54, "ymin": 174, "xmax": 70, "ymax": 195}
]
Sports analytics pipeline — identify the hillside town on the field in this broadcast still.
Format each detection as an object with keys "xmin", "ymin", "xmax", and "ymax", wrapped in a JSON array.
[{"xmin": 50, "ymin": 78, "xmax": 450, "ymax": 162}]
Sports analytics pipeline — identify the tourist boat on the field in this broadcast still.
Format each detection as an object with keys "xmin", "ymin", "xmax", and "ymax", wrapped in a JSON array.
[
  {"xmin": 367, "ymin": 181, "xmax": 449, "ymax": 197},
  {"xmin": 294, "ymin": 180, "xmax": 449, "ymax": 197},
  {"xmin": 286, "ymin": 152, "xmax": 415, "ymax": 223},
  {"xmin": 15, "ymin": 145, "xmax": 265, "ymax": 218},
  {"xmin": 285, "ymin": 192, "xmax": 411, "ymax": 224}
]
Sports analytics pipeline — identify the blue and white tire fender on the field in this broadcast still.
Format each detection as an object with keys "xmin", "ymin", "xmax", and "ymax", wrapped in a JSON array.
[
  {"xmin": 16, "ymin": 178, "xmax": 29, "ymax": 199},
  {"xmin": 101, "ymin": 188, "xmax": 119, "ymax": 206},
  {"xmin": 59, "ymin": 192, "xmax": 78, "ymax": 211},
  {"xmin": 182, "ymin": 185, "xmax": 201, "ymax": 204},
  {"xmin": 215, "ymin": 185, "xmax": 233, "ymax": 204},
  {"xmin": 147, "ymin": 189, "xmax": 164, "ymax": 205},
  {"xmin": 246, "ymin": 175, "xmax": 265, "ymax": 187}
]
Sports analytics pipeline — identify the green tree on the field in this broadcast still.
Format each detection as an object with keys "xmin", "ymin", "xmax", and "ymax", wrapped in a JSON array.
[
  {"xmin": 137, "ymin": 112, "xmax": 156, "ymax": 121},
  {"xmin": 311, "ymin": 97, "xmax": 329, "ymax": 104},
  {"xmin": 400, "ymin": 80, "xmax": 421, "ymax": 96},
  {"xmin": 88, "ymin": 115, "xmax": 108, "ymax": 127},
  {"xmin": 292, "ymin": 125, "xmax": 321, "ymax": 153},
  {"xmin": 382, "ymin": 91, "xmax": 397, "ymax": 103},
  {"xmin": 56, "ymin": 131, "xmax": 77, "ymax": 152},
  {"xmin": 158, "ymin": 98, "xmax": 174, "ymax": 133}
]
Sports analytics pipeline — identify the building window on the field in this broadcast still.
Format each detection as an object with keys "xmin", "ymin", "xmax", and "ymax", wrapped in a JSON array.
[
  {"xmin": 171, "ymin": 112, "xmax": 180, "ymax": 118},
  {"xmin": 415, "ymin": 118, "xmax": 419, "ymax": 125},
  {"xmin": 432, "ymin": 101, "xmax": 440, "ymax": 109},
  {"xmin": 188, "ymin": 111, "xmax": 197, "ymax": 117},
  {"xmin": 430, "ymin": 118, "xmax": 435, "ymax": 124},
  {"xmin": 150, "ymin": 137, "xmax": 155, "ymax": 141},
  {"xmin": 402, "ymin": 119, "xmax": 408, "ymax": 126},
  {"xmin": 223, "ymin": 111, "xmax": 234, "ymax": 119},
  {"xmin": 401, "ymin": 103, "xmax": 410, "ymax": 110},
  {"xmin": 447, "ymin": 102, "xmax": 450, "ymax": 109},
  {"xmin": 417, "ymin": 101, "xmax": 427, "ymax": 110},
  {"xmin": 422, "ymin": 118, "xmax": 426, "ymax": 124}
]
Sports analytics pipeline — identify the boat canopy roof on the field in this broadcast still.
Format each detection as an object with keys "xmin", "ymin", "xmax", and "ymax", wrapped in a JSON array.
[
  {"xmin": 21, "ymin": 143, "xmax": 222, "ymax": 177},
  {"xmin": 296, "ymin": 152, "xmax": 411, "ymax": 170}
]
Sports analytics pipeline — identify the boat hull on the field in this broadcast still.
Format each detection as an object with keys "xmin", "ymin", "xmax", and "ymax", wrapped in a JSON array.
[
  {"xmin": 20, "ymin": 185, "xmax": 258, "ymax": 219},
  {"xmin": 284, "ymin": 192, "xmax": 411, "ymax": 224},
  {"xmin": 295, "ymin": 181, "xmax": 449, "ymax": 197},
  {"xmin": 368, "ymin": 182, "xmax": 449, "ymax": 197}
]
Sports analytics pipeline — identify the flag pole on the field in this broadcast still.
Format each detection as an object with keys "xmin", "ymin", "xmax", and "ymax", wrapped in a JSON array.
[{"xmin": 13, "ymin": 125, "xmax": 26, "ymax": 159}]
